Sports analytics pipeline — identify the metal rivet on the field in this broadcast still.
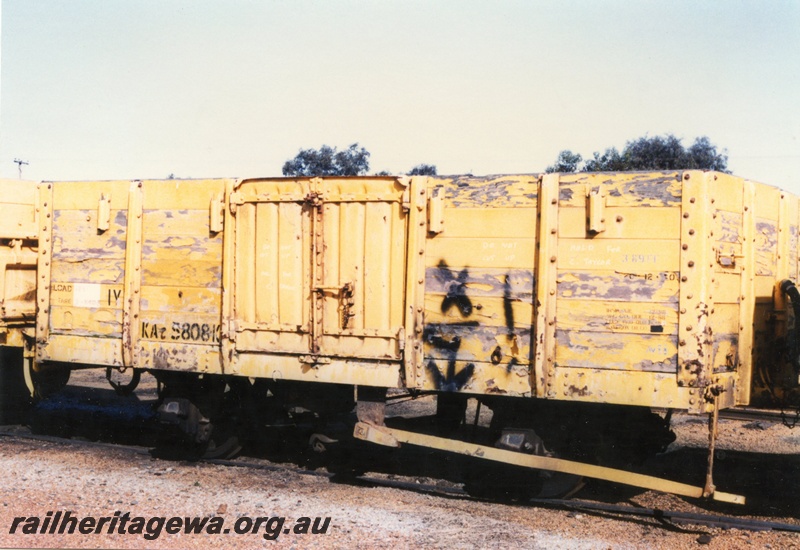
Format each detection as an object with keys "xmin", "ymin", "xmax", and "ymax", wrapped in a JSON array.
[
  {"xmin": 688, "ymin": 261, "xmax": 694, "ymax": 267},
  {"xmin": 688, "ymin": 229, "xmax": 695, "ymax": 235},
  {"xmin": 682, "ymin": 244, "xmax": 688, "ymax": 250},
  {"xmin": 681, "ymin": 276, "xmax": 688, "ymax": 282},
  {"xmin": 683, "ymin": 213, "xmax": 689, "ymax": 218}
]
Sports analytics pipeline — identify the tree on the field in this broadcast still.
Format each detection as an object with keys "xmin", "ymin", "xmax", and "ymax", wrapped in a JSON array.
[
  {"xmin": 546, "ymin": 135, "xmax": 729, "ymax": 173},
  {"xmin": 282, "ymin": 143, "xmax": 370, "ymax": 177},
  {"xmin": 407, "ymin": 164, "xmax": 437, "ymax": 176},
  {"xmin": 545, "ymin": 150, "xmax": 582, "ymax": 173}
]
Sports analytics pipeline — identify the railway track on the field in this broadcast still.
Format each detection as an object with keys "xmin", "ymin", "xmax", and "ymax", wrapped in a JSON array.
[
  {"xmin": 2, "ymin": 427, "xmax": 798, "ymax": 535},
  {"xmin": 719, "ymin": 406, "xmax": 800, "ymax": 427}
]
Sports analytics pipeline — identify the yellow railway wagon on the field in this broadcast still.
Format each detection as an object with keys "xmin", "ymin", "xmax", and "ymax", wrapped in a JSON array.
[
  {"xmin": 34, "ymin": 171, "xmax": 798, "ymax": 412},
  {"xmin": 22, "ymin": 170, "xmax": 800, "ymax": 502}
]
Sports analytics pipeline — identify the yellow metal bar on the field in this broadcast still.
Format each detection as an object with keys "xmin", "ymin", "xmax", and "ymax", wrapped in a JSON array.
[
  {"xmin": 354, "ymin": 422, "xmax": 744, "ymax": 505},
  {"xmin": 35, "ymin": 182, "xmax": 54, "ymax": 359},
  {"xmin": 404, "ymin": 176, "xmax": 427, "ymax": 388},
  {"xmin": 678, "ymin": 171, "xmax": 714, "ymax": 412},
  {"xmin": 220, "ymin": 179, "xmax": 237, "ymax": 373},
  {"xmin": 736, "ymin": 180, "xmax": 756, "ymax": 405},
  {"xmin": 122, "ymin": 181, "xmax": 143, "ymax": 368},
  {"xmin": 534, "ymin": 174, "xmax": 559, "ymax": 397}
]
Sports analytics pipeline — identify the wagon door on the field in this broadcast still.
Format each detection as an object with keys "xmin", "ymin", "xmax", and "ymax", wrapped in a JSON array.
[{"xmin": 231, "ymin": 177, "xmax": 409, "ymax": 362}]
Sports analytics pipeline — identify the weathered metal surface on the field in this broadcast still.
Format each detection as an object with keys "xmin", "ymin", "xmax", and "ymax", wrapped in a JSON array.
[
  {"xmin": 432, "ymin": 174, "xmax": 538, "ymax": 207},
  {"xmin": 556, "ymin": 331, "xmax": 677, "ymax": 373},
  {"xmin": 558, "ymin": 172, "xmax": 683, "ymax": 207},
  {"xmin": 26, "ymin": 171, "xmax": 800, "ymax": 414},
  {"xmin": 0, "ymin": 179, "xmax": 38, "ymax": 349},
  {"xmin": 136, "ymin": 179, "xmax": 228, "ymax": 374},
  {"xmin": 736, "ymin": 180, "xmax": 756, "ymax": 405},
  {"xmin": 755, "ymin": 219, "xmax": 778, "ymax": 276},
  {"xmin": 557, "ymin": 271, "xmax": 680, "ymax": 302},
  {"xmin": 228, "ymin": 176, "xmax": 410, "ymax": 376},
  {"xmin": 556, "ymin": 300, "xmax": 678, "ymax": 335},
  {"xmin": 403, "ymin": 176, "xmax": 428, "ymax": 388},
  {"xmin": 422, "ymin": 175, "xmax": 537, "ymax": 397},
  {"xmin": 677, "ymin": 172, "xmax": 715, "ymax": 411},
  {"xmin": 0, "ymin": 179, "xmax": 38, "ymax": 240},
  {"xmin": 534, "ymin": 174, "xmax": 559, "ymax": 398}
]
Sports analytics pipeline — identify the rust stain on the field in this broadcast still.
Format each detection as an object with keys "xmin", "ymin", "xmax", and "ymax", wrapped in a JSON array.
[{"xmin": 566, "ymin": 384, "xmax": 591, "ymax": 397}]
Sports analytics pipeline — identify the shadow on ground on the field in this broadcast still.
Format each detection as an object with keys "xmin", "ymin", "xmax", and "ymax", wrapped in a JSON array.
[{"xmin": 16, "ymin": 380, "xmax": 800, "ymax": 520}]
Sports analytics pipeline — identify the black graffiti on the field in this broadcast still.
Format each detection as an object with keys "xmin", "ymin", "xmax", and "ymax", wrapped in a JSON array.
[
  {"xmin": 424, "ymin": 325, "xmax": 476, "ymax": 391},
  {"xmin": 426, "ymin": 360, "xmax": 475, "ymax": 392},
  {"xmin": 503, "ymin": 274, "xmax": 515, "ymax": 340},
  {"xmin": 426, "ymin": 262, "xmax": 527, "ymax": 390},
  {"xmin": 436, "ymin": 260, "xmax": 472, "ymax": 317}
]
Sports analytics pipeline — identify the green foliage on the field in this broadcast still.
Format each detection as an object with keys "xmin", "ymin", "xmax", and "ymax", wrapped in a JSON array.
[
  {"xmin": 407, "ymin": 164, "xmax": 438, "ymax": 176},
  {"xmin": 547, "ymin": 135, "xmax": 729, "ymax": 173},
  {"xmin": 545, "ymin": 150, "xmax": 583, "ymax": 173},
  {"xmin": 282, "ymin": 143, "xmax": 370, "ymax": 177}
]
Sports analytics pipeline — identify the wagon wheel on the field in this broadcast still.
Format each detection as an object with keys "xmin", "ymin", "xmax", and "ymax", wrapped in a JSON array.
[
  {"xmin": 462, "ymin": 400, "xmax": 585, "ymax": 502},
  {"xmin": 154, "ymin": 373, "xmax": 243, "ymax": 461},
  {"xmin": 462, "ymin": 427, "xmax": 584, "ymax": 502},
  {"xmin": 28, "ymin": 362, "xmax": 71, "ymax": 400}
]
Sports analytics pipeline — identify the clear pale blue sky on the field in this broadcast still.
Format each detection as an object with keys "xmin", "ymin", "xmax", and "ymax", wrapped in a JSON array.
[{"xmin": 1, "ymin": 1, "xmax": 799, "ymax": 193}]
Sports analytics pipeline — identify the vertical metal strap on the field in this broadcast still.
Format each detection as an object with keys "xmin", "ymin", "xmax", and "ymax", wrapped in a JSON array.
[
  {"xmin": 678, "ymin": 171, "xmax": 714, "ymax": 413},
  {"xmin": 35, "ymin": 182, "xmax": 54, "ymax": 360},
  {"xmin": 403, "ymin": 176, "xmax": 427, "ymax": 388},
  {"xmin": 220, "ymin": 178, "xmax": 238, "ymax": 373},
  {"xmin": 533, "ymin": 174, "xmax": 559, "ymax": 398},
  {"xmin": 122, "ymin": 181, "xmax": 143, "ymax": 368},
  {"xmin": 310, "ymin": 177, "xmax": 324, "ymax": 355},
  {"xmin": 736, "ymin": 180, "xmax": 756, "ymax": 405}
]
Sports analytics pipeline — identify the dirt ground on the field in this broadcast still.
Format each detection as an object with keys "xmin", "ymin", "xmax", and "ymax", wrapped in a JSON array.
[{"xmin": 0, "ymin": 370, "xmax": 798, "ymax": 549}]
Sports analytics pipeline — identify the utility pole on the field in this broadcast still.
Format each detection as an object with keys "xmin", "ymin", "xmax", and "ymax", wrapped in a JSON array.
[{"xmin": 13, "ymin": 158, "xmax": 29, "ymax": 179}]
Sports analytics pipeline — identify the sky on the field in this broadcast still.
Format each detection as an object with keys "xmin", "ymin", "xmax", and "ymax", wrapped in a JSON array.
[{"xmin": 1, "ymin": 1, "xmax": 799, "ymax": 194}]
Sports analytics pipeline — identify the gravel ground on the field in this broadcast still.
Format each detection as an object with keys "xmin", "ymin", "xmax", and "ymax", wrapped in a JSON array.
[{"xmin": 0, "ymin": 370, "xmax": 798, "ymax": 549}]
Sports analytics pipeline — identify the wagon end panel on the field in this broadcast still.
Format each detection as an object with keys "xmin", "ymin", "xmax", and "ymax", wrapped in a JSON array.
[
  {"xmin": 745, "ymin": 180, "xmax": 800, "ymax": 408},
  {"xmin": 0, "ymin": 178, "xmax": 38, "ymax": 348}
]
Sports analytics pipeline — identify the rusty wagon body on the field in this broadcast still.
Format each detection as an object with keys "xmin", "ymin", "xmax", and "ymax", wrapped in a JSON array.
[{"xmin": 1, "ymin": 170, "xmax": 798, "ymax": 503}]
